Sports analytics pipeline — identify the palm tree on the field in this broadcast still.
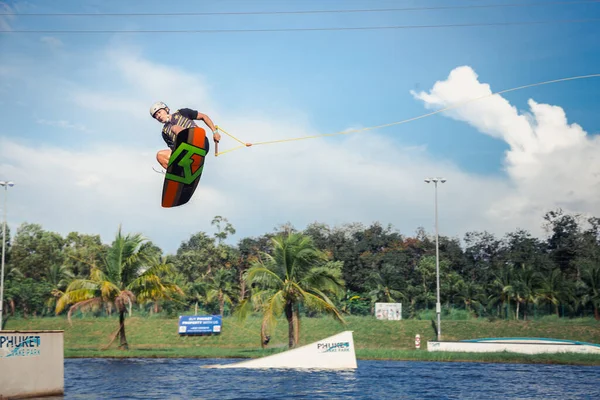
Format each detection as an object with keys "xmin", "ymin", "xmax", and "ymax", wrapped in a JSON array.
[
  {"xmin": 45, "ymin": 264, "xmax": 74, "ymax": 314},
  {"xmin": 206, "ymin": 268, "xmax": 237, "ymax": 316},
  {"xmin": 366, "ymin": 270, "xmax": 405, "ymax": 313},
  {"xmin": 183, "ymin": 276, "xmax": 208, "ymax": 316},
  {"xmin": 55, "ymin": 226, "xmax": 184, "ymax": 350},
  {"xmin": 455, "ymin": 280, "xmax": 486, "ymax": 316},
  {"xmin": 237, "ymin": 232, "xmax": 346, "ymax": 348},
  {"xmin": 510, "ymin": 265, "xmax": 540, "ymax": 320},
  {"xmin": 535, "ymin": 268, "xmax": 571, "ymax": 317},
  {"xmin": 581, "ymin": 264, "xmax": 600, "ymax": 320},
  {"xmin": 488, "ymin": 267, "xmax": 512, "ymax": 319},
  {"xmin": 135, "ymin": 255, "xmax": 185, "ymax": 315}
]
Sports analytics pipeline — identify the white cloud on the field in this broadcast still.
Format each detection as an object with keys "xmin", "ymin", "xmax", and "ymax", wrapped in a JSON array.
[
  {"xmin": 411, "ymin": 65, "xmax": 600, "ymax": 229},
  {"xmin": 1, "ymin": 46, "xmax": 597, "ymax": 253},
  {"xmin": 70, "ymin": 48, "xmax": 214, "ymax": 122},
  {"xmin": 0, "ymin": 119, "xmax": 510, "ymax": 254},
  {"xmin": 0, "ymin": 137, "xmax": 228, "ymax": 249}
]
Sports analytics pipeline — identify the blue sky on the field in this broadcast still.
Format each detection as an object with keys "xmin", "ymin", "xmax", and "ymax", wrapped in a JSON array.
[{"xmin": 0, "ymin": 0, "xmax": 599, "ymax": 253}]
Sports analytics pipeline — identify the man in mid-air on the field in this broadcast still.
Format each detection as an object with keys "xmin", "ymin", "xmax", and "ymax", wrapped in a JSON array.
[{"xmin": 150, "ymin": 101, "xmax": 221, "ymax": 169}]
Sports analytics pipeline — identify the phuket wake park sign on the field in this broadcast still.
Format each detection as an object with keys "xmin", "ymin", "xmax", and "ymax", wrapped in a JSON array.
[
  {"xmin": 0, "ymin": 330, "xmax": 65, "ymax": 398},
  {"xmin": 0, "ymin": 334, "xmax": 42, "ymax": 358}
]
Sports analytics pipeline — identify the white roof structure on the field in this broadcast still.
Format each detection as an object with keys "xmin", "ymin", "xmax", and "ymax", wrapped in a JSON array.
[{"xmin": 428, "ymin": 337, "xmax": 600, "ymax": 355}]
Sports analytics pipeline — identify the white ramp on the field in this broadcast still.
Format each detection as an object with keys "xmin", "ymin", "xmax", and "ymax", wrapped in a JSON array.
[{"xmin": 204, "ymin": 330, "xmax": 357, "ymax": 369}]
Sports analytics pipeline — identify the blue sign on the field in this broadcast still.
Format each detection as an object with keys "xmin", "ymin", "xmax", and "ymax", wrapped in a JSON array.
[
  {"xmin": 178, "ymin": 315, "xmax": 222, "ymax": 335},
  {"xmin": 0, "ymin": 335, "xmax": 42, "ymax": 358}
]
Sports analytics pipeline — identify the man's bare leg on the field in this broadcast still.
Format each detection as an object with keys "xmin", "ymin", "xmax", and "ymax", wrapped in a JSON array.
[{"xmin": 157, "ymin": 149, "xmax": 172, "ymax": 170}]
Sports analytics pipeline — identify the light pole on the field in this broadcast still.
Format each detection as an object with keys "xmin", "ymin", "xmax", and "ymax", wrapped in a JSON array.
[
  {"xmin": 424, "ymin": 177, "xmax": 445, "ymax": 341},
  {"xmin": 0, "ymin": 180, "xmax": 15, "ymax": 331}
]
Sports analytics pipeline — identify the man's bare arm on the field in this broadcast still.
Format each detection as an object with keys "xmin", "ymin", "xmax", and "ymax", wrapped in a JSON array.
[
  {"xmin": 196, "ymin": 112, "xmax": 216, "ymax": 131},
  {"xmin": 196, "ymin": 112, "xmax": 221, "ymax": 142}
]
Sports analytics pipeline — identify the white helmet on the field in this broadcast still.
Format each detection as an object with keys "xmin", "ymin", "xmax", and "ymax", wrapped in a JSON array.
[{"xmin": 150, "ymin": 101, "xmax": 168, "ymax": 117}]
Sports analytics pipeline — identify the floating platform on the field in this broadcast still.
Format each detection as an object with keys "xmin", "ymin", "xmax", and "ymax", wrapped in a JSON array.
[
  {"xmin": 427, "ymin": 337, "xmax": 600, "ymax": 355},
  {"xmin": 203, "ymin": 330, "xmax": 357, "ymax": 369}
]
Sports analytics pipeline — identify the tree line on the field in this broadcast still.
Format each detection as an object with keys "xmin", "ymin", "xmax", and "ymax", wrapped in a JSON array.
[{"xmin": 2, "ymin": 208, "xmax": 599, "ymax": 330}]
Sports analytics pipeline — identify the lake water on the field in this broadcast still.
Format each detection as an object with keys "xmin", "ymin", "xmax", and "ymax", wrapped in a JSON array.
[{"xmin": 46, "ymin": 358, "xmax": 600, "ymax": 399}]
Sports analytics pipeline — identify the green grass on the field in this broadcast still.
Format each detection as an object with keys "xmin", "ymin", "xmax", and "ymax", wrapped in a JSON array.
[{"xmin": 4, "ymin": 315, "xmax": 600, "ymax": 365}]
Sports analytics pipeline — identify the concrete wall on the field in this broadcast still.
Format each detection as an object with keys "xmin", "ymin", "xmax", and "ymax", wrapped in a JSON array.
[{"xmin": 0, "ymin": 330, "xmax": 64, "ymax": 399}]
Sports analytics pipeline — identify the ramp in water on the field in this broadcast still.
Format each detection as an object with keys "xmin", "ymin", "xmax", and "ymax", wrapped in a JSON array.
[{"xmin": 204, "ymin": 330, "xmax": 357, "ymax": 369}]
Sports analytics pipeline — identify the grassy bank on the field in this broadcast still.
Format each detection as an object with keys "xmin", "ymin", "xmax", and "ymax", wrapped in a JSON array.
[{"xmin": 5, "ymin": 315, "xmax": 600, "ymax": 365}]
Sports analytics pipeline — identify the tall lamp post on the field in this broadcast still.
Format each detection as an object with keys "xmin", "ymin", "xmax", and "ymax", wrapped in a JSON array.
[
  {"xmin": 0, "ymin": 180, "xmax": 15, "ymax": 330},
  {"xmin": 424, "ymin": 177, "xmax": 445, "ymax": 341}
]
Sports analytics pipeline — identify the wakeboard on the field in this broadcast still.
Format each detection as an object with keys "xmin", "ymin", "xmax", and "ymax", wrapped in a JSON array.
[{"xmin": 161, "ymin": 126, "xmax": 209, "ymax": 208}]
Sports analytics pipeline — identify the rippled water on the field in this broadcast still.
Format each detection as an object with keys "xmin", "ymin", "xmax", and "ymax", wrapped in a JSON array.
[{"xmin": 47, "ymin": 358, "xmax": 600, "ymax": 399}]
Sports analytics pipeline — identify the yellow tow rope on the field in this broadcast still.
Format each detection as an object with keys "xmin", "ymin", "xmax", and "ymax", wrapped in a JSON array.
[{"xmin": 213, "ymin": 73, "xmax": 600, "ymax": 157}]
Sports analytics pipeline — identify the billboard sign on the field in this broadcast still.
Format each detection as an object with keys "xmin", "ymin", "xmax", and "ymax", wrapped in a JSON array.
[
  {"xmin": 375, "ymin": 303, "xmax": 402, "ymax": 320},
  {"xmin": 178, "ymin": 315, "xmax": 222, "ymax": 335}
]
